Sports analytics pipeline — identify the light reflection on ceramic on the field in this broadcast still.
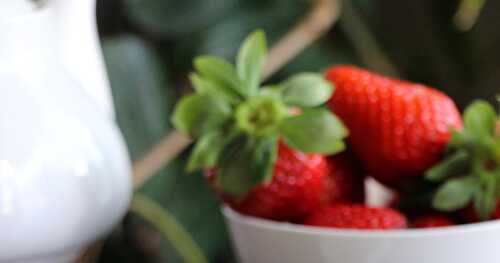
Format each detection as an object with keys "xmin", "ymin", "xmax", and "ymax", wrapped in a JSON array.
[{"xmin": 0, "ymin": 1, "xmax": 132, "ymax": 262}]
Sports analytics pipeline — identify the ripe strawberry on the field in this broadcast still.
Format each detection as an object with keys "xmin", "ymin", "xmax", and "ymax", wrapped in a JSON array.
[
  {"xmin": 411, "ymin": 214, "xmax": 455, "ymax": 228},
  {"xmin": 208, "ymin": 143, "xmax": 329, "ymax": 221},
  {"xmin": 325, "ymin": 65, "xmax": 462, "ymax": 187},
  {"xmin": 304, "ymin": 204, "xmax": 407, "ymax": 230},
  {"xmin": 325, "ymin": 153, "xmax": 365, "ymax": 204}
]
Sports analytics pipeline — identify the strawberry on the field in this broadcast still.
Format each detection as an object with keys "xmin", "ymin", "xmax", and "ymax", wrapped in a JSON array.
[
  {"xmin": 411, "ymin": 214, "xmax": 455, "ymax": 228},
  {"xmin": 325, "ymin": 153, "xmax": 365, "ymax": 204},
  {"xmin": 173, "ymin": 31, "xmax": 349, "ymax": 221},
  {"xmin": 206, "ymin": 146, "xmax": 365, "ymax": 221},
  {"xmin": 325, "ymin": 65, "xmax": 462, "ymax": 187},
  {"xmin": 304, "ymin": 204, "xmax": 407, "ymax": 230},
  {"xmin": 208, "ymin": 143, "xmax": 328, "ymax": 221}
]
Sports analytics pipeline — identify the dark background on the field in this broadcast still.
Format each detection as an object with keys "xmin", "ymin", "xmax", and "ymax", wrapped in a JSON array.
[{"xmin": 96, "ymin": 0, "xmax": 500, "ymax": 262}]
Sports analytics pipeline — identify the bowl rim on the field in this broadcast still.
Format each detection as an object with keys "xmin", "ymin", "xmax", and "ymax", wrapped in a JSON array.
[{"xmin": 222, "ymin": 206, "xmax": 500, "ymax": 238}]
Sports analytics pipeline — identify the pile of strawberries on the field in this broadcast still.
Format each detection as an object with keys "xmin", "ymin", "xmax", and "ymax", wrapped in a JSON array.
[
  {"xmin": 214, "ymin": 66, "xmax": 462, "ymax": 230},
  {"xmin": 173, "ymin": 31, "xmax": 500, "ymax": 231}
]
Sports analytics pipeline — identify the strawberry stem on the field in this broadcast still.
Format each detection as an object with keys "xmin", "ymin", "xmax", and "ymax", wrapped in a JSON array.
[{"xmin": 235, "ymin": 96, "xmax": 287, "ymax": 137}]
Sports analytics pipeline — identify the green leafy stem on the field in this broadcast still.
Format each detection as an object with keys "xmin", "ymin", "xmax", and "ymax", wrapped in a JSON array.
[{"xmin": 427, "ymin": 100, "xmax": 500, "ymax": 220}]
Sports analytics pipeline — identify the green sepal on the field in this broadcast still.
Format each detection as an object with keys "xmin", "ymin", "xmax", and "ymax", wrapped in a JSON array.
[
  {"xmin": 187, "ymin": 130, "xmax": 235, "ymax": 172},
  {"xmin": 426, "ymin": 150, "xmax": 469, "ymax": 182},
  {"xmin": 432, "ymin": 176, "xmax": 479, "ymax": 211},
  {"xmin": 279, "ymin": 108, "xmax": 348, "ymax": 154},
  {"xmin": 463, "ymin": 100, "xmax": 497, "ymax": 138},
  {"xmin": 237, "ymin": 30, "xmax": 267, "ymax": 96},
  {"xmin": 216, "ymin": 135, "xmax": 278, "ymax": 196},
  {"xmin": 474, "ymin": 167, "xmax": 500, "ymax": 220},
  {"xmin": 190, "ymin": 73, "xmax": 240, "ymax": 105},
  {"xmin": 281, "ymin": 73, "xmax": 334, "ymax": 107},
  {"xmin": 429, "ymin": 100, "xmax": 500, "ymax": 220},
  {"xmin": 193, "ymin": 56, "xmax": 245, "ymax": 99},
  {"xmin": 172, "ymin": 94, "xmax": 231, "ymax": 138}
]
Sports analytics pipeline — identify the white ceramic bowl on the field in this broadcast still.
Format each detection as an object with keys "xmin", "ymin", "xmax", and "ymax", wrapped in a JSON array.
[{"xmin": 224, "ymin": 206, "xmax": 500, "ymax": 263}]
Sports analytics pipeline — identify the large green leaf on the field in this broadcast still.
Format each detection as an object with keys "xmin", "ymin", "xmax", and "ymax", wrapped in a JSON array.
[
  {"xmin": 102, "ymin": 35, "xmax": 232, "ymax": 263},
  {"xmin": 123, "ymin": 0, "xmax": 238, "ymax": 37},
  {"xmin": 139, "ymin": 157, "xmax": 232, "ymax": 263},
  {"xmin": 103, "ymin": 35, "xmax": 174, "ymax": 160}
]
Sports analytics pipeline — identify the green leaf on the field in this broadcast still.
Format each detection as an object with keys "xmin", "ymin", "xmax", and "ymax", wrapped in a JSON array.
[
  {"xmin": 236, "ymin": 30, "xmax": 267, "ymax": 96},
  {"xmin": 433, "ymin": 176, "xmax": 479, "ymax": 211},
  {"xmin": 102, "ymin": 35, "xmax": 174, "ymax": 160},
  {"xmin": 279, "ymin": 109, "xmax": 348, "ymax": 154},
  {"xmin": 474, "ymin": 183, "xmax": 498, "ymax": 220},
  {"xmin": 103, "ymin": 36, "xmax": 232, "ymax": 263},
  {"xmin": 187, "ymin": 131, "xmax": 235, "ymax": 172},
  {"xmin": 193, "ymin": 56, "xmax": 245, "ymax": 98},
  {"xmin": 281, "ymin": 73, "xmax": 334, "ymax": 107},
  {"xmin": 172, "ymin": 94, "xmax": 231, "ymax": 138},
  {"xmin": 426, "ymin": 150, "xmax": 469, "ymax": 182},
  {"xmin": 217, "ymin": 135, "xmax": 278, "ymax": 196},
  {"xmin": 472, "ymin": 167, "xmax": 500, "ymax": 220},
  {"xmin": 463, "ymin": 100, "xmax": 497, "ymax": 138},
  {"xmin": 190, "ymin": 73, "xmax": 240, "ymax": 105}
]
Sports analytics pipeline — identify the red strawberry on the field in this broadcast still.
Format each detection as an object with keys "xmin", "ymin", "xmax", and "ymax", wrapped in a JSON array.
[
  {"xmin": 207, "ymin": 143, "xmax": 329, "ymax": 221},
  {"xmin": 325, "ymin": 153, "xmax": 365, "ymax": 204},
  {"xmin": 411, "ymin": 215, "xmax": 455, "ymax": 228},
  {"xmin": 325, "ymin": 65, "xmax": 462, "ymax": 187},
  {"xmin": 304, "ymin": 204, "xmax": 407, "ymax": 230}
]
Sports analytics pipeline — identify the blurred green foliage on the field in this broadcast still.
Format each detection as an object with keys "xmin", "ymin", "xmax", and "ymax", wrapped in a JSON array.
[{"xmin": 97, "ymin": 0, "xmax": 500, "ymax": 262}]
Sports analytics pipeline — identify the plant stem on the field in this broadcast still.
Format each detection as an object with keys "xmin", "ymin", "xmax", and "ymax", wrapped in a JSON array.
[
  {"xmin": 133, "ymin": 131, "xmax": 192, "ymax": 188},
  {"xmin": 130, "ymin": 194, "xmax": 208, "ymax": 263}
]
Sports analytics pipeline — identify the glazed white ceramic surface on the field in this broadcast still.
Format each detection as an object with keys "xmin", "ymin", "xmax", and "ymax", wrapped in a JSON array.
[
  {"xmin": 224, "ymin": 181, "xmax": 500, "ymax": 263},
  {"xmin": 0, "ymin": 1, "xmax": 132, "ymax": 262}
]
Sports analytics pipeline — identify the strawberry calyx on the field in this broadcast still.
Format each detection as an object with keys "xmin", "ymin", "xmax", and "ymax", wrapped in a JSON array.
[
  {"xmin": 427, "ymin": 100, "xmax": 500, "ymax": 220},
  {"xmin": 235, "ymin": 95, "xmax": 286, "ymax": 137},
  {"xmin": 172, "ymin": 30, "xmax": 348, "ymax": 196}
]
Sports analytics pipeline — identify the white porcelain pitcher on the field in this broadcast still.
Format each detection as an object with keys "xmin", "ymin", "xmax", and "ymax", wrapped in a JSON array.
[{"xmin": 0, "ymin": 1, "xmax": 132, "ymax": 262}]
